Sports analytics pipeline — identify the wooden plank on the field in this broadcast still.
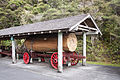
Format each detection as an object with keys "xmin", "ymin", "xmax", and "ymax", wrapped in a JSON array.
[
  {"xmin": 79, "ymin": 25, "xmax": 97, "ymax": 31},
  {"xmin": 78, "ymin": 28, "xmax": 89, "ymax": 31}
]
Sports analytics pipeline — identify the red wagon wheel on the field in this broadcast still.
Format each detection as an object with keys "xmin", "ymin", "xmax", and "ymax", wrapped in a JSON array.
[
  {"xmin": 71, "ymin": 52, "xmax": 79, "ymax": 66},
  {"xmin": 51, "ymin": 52, "xmax": 58, "ymax": 69},
  {"xmin": 23, "ymin": 52, "xmax": 31, "ymax": 64}
]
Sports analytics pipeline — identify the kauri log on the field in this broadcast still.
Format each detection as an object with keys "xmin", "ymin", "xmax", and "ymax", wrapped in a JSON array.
[{"xmin": 24, "ymin": 33, "xmax": 77, "ymax": 52}]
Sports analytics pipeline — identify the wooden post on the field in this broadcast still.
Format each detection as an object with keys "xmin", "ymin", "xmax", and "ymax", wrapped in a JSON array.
[
  {"xmin": 58, "ymin": 32, "xmax": 63, "ymax": 73},
  {"xmin": 11, "ymin": 36, "xmax": 16, "ymax": 64},
  {"xmin": 38, "ymin": 58, "xmax": 41, "ymax": 62},
  {"xmin": 82, "ymin": 32, "xmax": 86, "ymax": 66},
  {"xmin": 17, "ymin": 54, "xmax": 19, "ymax": 61},
  {"xmin": 30, "ymin": 57, "xmax": 33, "ymax": 63}
]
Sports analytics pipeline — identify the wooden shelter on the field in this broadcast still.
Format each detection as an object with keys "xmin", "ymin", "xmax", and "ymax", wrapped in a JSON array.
[{"xmin": 0, "ymin": 14, "xmax": 102, "ymax": 73}]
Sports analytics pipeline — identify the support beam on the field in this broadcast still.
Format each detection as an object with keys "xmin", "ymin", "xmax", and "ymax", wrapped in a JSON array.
[
  {"xmin": 11, "ymin": 36, "xmax": 16, "ymax": 64},
  {"xmin": 30, "ymin": 58, "xmax": 33, "ymax": 63},
  {"xmin": 58, "ymin": 32, "xmax": 63, "ymax": 73},
  {"xmin": 17, "ymin": 54, "xmax": 19, "ymax": 61},
  {"xmin": 69, "ymin": 14, "xmax": 90, "ymax": 31},
  {"xmin": 86, "ymin": 31, "xmax": 99, "ymax": 35},
  {"xmin": 67, "ymin": 58, "xmax": 71, "ymax": 67},
  {"xmin": 82, "ymin": 32, "xmax": 86, "ymax": 66},
  {"xmin": 79, "ymin": 25, "xmax": 97, "ymax": 31},
  {"xmin": 78, "ymin": 28, "xmax": 89, "ymax": 32}
]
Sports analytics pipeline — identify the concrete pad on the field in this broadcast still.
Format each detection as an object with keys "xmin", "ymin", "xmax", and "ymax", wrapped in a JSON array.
[{"xmin": 0, "ymin": 57, "xmax": 120, "ymax": 80}]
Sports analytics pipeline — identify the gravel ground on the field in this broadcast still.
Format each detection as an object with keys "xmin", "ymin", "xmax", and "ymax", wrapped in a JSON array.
[{"xmin": 0, "ymin": 57, "xmax": 120, "ymax": 80}]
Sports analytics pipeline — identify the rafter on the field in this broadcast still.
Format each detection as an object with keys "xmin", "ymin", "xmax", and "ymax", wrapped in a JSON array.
[{"xmin": 78, "ymin": 25, "xmax": 97, "ymax": 31}]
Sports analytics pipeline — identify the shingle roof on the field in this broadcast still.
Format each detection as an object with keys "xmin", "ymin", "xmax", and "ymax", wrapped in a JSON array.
[{"xmin": 0, "ymin": 14, "xmax": 89, "ymax": 36}]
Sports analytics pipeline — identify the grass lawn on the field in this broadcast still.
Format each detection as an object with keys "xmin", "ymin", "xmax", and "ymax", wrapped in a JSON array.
[{"xmin": 80, "ymin": 61, "xmax": 120, "ymax": 67}]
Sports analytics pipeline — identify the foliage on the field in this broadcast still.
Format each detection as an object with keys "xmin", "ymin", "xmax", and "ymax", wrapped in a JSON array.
[
  {"xmin": 83, "ymin": 61, "xmax": 120, "ymax": 67},
  {"xmin": 0, "ymin": 0, "xmax": 120, "ymax": 64}
]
